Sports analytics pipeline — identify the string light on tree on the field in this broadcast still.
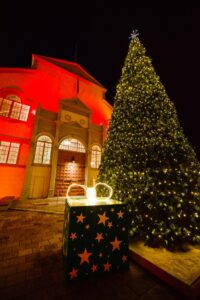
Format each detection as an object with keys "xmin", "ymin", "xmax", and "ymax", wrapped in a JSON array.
[{"xmin": 97, "ymin": 30, "xmax": 200, "ymax": 250}]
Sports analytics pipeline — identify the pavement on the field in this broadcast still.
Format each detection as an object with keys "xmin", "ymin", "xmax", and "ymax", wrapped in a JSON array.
[{"xmin": 0, "ymin": 207, "xmax": 185, "ymax": 300}]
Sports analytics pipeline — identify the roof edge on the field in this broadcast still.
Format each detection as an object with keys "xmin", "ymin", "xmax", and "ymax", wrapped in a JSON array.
[{"xmin": 32, "ymin": 54, "xmax": 106, "ymax": 90}]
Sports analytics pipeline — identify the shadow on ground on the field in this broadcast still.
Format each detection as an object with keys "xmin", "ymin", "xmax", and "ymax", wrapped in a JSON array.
[{"xmin": 0, "ymin": 210, "xmax": 184, "ymax": 300}]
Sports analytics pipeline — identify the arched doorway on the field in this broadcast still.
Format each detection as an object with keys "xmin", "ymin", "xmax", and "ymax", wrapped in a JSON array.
[{"xmin": 55, "ymin": 138, "xmax": 86, "ymax": 196}]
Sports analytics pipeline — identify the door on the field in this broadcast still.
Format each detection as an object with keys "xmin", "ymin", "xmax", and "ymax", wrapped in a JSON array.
[
  {"xmin": 55, "ymin": 150, "xmax": 86, "ymax": 196},
  {"xmin": 31, "ymin": 176, "xmax": 45, "ymax": 198}
]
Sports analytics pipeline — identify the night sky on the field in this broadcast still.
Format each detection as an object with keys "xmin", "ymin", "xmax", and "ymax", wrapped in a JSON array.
[{"xmin": 0, "ymin": 1, "xmax": 199, "ymax": 158}]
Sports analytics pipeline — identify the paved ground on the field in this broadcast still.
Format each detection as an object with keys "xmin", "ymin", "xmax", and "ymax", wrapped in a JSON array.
[{"xmin": 0, "ymin": 209, "xmax": 185, "ymax": 300}]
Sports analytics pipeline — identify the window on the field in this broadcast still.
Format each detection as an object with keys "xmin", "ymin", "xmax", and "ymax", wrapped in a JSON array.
[
  {"xmin": 0, "ymin": 141, "xmax": 20, "ymax": 164},
  {"xmin": 34, "ymin": 135, "xmax": 52, "ymax": 164},
  {"xmin": 0, "ymin": 95, "xmax": 30, "ymax": 121},
  {"xmin": 91, "ymin": 145, "xmax": 101, "ymax": 168},
  {"xmin": 59, "ymin": 138, "xmax": 85, "ymax": 153},
  {"xmin": 0, "ymin": 98, "xmax": 12, "ymax": 117}
]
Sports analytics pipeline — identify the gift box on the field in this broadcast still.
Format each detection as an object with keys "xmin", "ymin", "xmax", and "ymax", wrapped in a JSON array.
[{"xmin": 63, "ymin": 198, "xmax": 129, "ymax": 280}]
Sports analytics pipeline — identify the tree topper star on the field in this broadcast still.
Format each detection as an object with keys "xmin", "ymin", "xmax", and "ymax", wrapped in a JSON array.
[{"xmin": 129, "ymin": 29, "xmax": 139, "ymax": 40}]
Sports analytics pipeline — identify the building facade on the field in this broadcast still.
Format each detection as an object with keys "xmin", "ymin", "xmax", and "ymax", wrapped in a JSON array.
[{"xmin": 0, "ymin": 55, "xmax": 112, "ymax": 201}]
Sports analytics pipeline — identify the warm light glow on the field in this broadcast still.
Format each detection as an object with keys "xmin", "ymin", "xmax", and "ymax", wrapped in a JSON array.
[
  {"xmin": 86, "ymin": 187, "xmax": 97, "ymax": 204},
  {"xmin": 59, "ymin": 138, "xmax": 85, "ymax": 153},
  {"xmin": 66, "ymin": 182, "xmax": 113, "ymax": 205}
]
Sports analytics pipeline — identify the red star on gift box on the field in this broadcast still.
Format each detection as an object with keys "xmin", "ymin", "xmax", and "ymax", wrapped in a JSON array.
[
  {"xmin": 95, "ymin": 232, "xmax": 104, "ymax": 243},
  {"xmin": 69, "ymin": 267, "xmax": 78, "ymax": 279},
  {"xmin": 104, "ymin": 262, "xmax": 111, "ymax": 272},
  {"xmin": 122, "ymin": 255, "xmax": 127, "ymax": 262},
  {"xmin": 76, "ymin": 213, "xmax": 85, "ymax": 223},
  {"xmin": 91, "ymin": 264, "xmax": 98, "ymax": 272},
  {"xmin": 70, "ymin": 232, "xmax": 77, "ymax": 240},
  {"xmin": 110, "ymin": 237, "xmax": 122, "ymax": 251},
  {"xmin": 107, "ymin": 221, "xmax": 113, "ymax": 228},
  {"xmin": 117, "ymin": 210, "xmax": 124, "ymax": 218},
  {"xmin": 78, "ymin": 248, "xmax": 92, "ymax": 265},
  {"xmin": 98, "ymin": 212, "xmax": 109, "ymax": 225}
]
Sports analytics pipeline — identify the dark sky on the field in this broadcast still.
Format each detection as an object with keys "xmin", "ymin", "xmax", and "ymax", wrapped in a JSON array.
[{"xmin": 0, "ymin": 1, "xmax": 199, "ymax": 158}]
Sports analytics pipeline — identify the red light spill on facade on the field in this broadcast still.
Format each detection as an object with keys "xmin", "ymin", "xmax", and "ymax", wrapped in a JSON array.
[{"xmin": 0, "ymin": 54, "xmax": 112, "ymax": 200}]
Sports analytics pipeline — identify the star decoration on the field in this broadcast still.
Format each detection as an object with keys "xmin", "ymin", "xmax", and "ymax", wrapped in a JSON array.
[
  {"xmin": 98, "ymin": 212, "xmax": 109, "ymax": 225},
  {"xmin": 69, "ymin": 267, "xmax": 78, "ymax": 279},
  {"xmin": 110, "ymin": 237, "xmax": 122, "ymax": 251},
  {"xmin": 107, "ymin": 221, "xmax": 113, "ymax": 228},
  {"xmin": 129, "ymin": 29, "xmax": 139, "ymax": 40},
  {"xmin": 104, "ymin": 262, "xmax": 111, "ymax": 272},
  {"xmin": 70, "ymin": 232, "xmax": 77, "ymax": 240},
  {"xmin": 117, "ymin": 210, "xmax": 124, "ymax": 218},
  {"xmin": 76, "ymin": 213, "xmax": 85, "ymax": 223},
  {"xmin": 85, "ymin": 224, "xmax": 90, "ymax": 229},
  {"xmin": 122, "ymin": 255, "xmax": 127, "ymax": 262},
  {"xmin": 95, "ymin": 232, "xmax": 104, "ymax": 243},
  {"xmin": 91, "ymin": 264, "xmax": 98, "ymax": 272},
  {"xmin": 78, "ymin": 248, "xmax": 92, "ymax": 265}
]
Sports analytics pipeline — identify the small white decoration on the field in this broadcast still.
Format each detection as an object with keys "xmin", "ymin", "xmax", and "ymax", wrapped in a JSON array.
[
  {"xmin": 66, "ymin": 182, "xmax": 113, "ymax": 204},
  {"xmin": 129, "ymin": 29, "xmax": 139, "ymax": 40}
]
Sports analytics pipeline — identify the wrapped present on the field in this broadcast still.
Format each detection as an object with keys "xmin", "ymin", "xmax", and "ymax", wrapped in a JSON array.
[{"xmin": 63, "ymin": 198, "xmax": 129, "ymax": 280}]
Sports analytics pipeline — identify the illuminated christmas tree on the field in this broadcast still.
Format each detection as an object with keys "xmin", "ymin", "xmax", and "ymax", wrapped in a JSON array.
[{"xmin": 98, "ymin": 30, "xmax": 200, "ymax": 250}]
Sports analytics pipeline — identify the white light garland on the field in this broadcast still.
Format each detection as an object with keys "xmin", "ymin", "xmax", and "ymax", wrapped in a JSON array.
[{"xmin": 66, "ymin": 182, "xmax": 113, "ymax": 204}]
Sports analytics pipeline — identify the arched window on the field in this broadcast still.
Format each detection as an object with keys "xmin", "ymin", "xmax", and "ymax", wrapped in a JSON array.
[
  {"xmin": 0, "ymin": 141, "xmax": 20, "ymax": 164},
  {"xmin": 0, "ymin": 94, "xmax": 30, "ymax": 121},
  {"xmin": 59, "ymin": 138, "xmax": 85, "ymax": 153},
  {"xmin": 91, "ymin": 145, "xmax": 101, "ymax": 168},
  {"xmin": 34, "ymin": 135, "xmax": 52, "ymax": 164}
]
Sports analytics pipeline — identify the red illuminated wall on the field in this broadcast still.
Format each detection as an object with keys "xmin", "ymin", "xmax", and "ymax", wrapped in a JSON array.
[
  {"xmin": 0, "ymin": 83, "xmax": 35, "ymax": 199},
  {"xmin": 0, "ymin": 54, "xmax": 112, "ymax": 200},
  {"xmin": 31, "ymin": 55, "xmax": 112, "ymax": 126}
]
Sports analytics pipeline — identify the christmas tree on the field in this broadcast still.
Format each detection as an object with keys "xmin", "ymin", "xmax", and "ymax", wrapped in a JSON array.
[{"xmin": 98, "ymin": 30, "xmax": 200, "ymax": 250}]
